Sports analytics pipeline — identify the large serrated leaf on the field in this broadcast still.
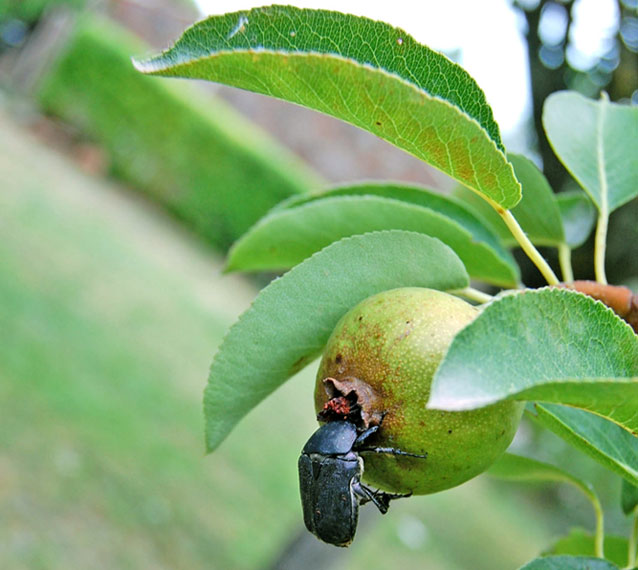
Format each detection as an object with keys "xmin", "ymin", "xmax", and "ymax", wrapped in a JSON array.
[
  {"xmin": 205, "ymin": 230, "xmax": 468, "ymax": 451},
  {"xmin": 134, "ymin": 5, "xmax": 521, "ymax": 209},
  {"xmin": 428, "ymin": 288, "xmax": 638, "ymax": 436},
  {"xmin": 531, "ymin": 404, "xmax": 638, "ymax": 486},
  {"xmin": 519, "ymin": 556, "xmax": 619, "ymax": 570},
  {"xmin": 543, "ymin": 91, "xmax": 638, "ymax": 213},
  {"xmin": 227, "ymin": 194, "xmax": 519, "ymax": 286}
]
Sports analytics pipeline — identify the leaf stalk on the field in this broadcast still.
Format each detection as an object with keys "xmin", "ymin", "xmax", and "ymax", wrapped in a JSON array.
[
  {"xmin": 572, "ymin": 480, "xmax": 605, "ymax": 559},
  {"xmin": 452, "ymin": 287, "xmax": 494, "ymax": 304},
  {"xmin": 591, "ymin": 490, "xmax": 605, "ymax": 559},
  {"xmin": 498, "ymin": 209, "xmax": 560, "ymax": 285},
  {"xmin": 627, "ymin": 508, "xmax": 638, "ymax": 569},
  {"xmin": 558, "ymin": 243, "xmax": 574, "ymax": 283}
]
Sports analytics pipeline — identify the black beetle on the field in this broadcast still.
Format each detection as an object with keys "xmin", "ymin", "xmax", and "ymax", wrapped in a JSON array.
[{"xmin": 298, "ymin": 420, "xmax": 427, "ymax": 547}]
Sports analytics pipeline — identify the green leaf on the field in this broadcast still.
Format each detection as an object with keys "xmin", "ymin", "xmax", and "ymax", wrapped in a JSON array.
[
  {"xmin": 487, "ymin": 453, "xmax": 596, "ymax": 504},
  {"xmin": 453, "ymin": 154, "xmax": 565, "ymax": 247},
  {"xmin": 622, "ymin": 479, "xmax": 638, "ymax": 515},
  {"xmin": 134, "ymin": 5, "xmax": 521, "ymax": 209},
  {"xmin": 453, "ymin": 185, "xmax": 514, "ymax": 245},
  {"xmin": 530, "ymin": 404, "xmax": 638, "ymax": 486},
  {"xmin": 228, "ymin": 194, "xmax": 519, "ymax": 287},
  {"xmin": 428, "ymin": 288, "xmax": 638, "ymax": 436},
  {"xmin": 273, "ymin": 183, "xmax": 517, "ymax": 273},
  {"xmin": 556, "ymin": 191, "xmax": 597, "ymax": 249},
  {"xmin": 276, "ymin": 183, "xmax": 509, "ymax": 250},
  {"xmin": 544, "ymin": 528, "xmax": 628, "ymax": 568},
  {"xmin": 204, "ymin": 230, "xmax": 468, "ymax": 451},
  {"xmin": 518, "ymin": 556, "xmax": 619, "ymax": 570},
  {"xmin": 543, "ymin": 91, "xmax": 638, "ymax": 213}
]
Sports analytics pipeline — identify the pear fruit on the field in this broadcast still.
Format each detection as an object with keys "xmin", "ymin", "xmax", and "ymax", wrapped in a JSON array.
[{"xmin": 315, "ymin": 287, "xmax": 524, "ymax": 495}]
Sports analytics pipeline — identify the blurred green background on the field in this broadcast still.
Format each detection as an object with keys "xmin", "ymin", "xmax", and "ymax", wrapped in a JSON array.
[{"xmin": 1, "ymin": 1, "xmax": 636, "ymax": 568}]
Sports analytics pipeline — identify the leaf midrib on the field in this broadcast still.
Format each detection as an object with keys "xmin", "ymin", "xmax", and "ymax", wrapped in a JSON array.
[{"xmin": 596, "ymin": 97, "xmax": 609, "ymax": 216}]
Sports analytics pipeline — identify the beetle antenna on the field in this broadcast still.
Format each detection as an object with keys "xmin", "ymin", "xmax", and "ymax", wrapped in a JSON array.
[{"xmin": 358, "ymin": 446, "xmax": 428, "ymax": 459}]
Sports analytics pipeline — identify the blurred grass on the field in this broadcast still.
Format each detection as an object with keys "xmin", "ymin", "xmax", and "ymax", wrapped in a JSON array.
[
  {"xmin": 0, "ymin": 107, "xmax": 554, "ymax": 569},
  {"xmin": 0, "ymin": 107, "xmax": 320, "ymax": 569}
]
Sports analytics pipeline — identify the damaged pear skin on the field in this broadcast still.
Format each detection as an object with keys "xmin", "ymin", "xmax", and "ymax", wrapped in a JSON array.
[{"xmin": 315, "ymin": 287, "xmax": 524, "ymax": 495}]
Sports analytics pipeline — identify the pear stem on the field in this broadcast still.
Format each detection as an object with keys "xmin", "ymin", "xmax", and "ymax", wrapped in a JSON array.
[{"xmin": 453, "ymin": 287, "xmax": 494, "ymax": 305}]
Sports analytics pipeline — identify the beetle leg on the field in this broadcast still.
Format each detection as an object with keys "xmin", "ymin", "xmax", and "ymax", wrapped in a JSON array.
[
  {"xmin": 353, "ymin": 425, "xmax": 379, "ymax": 446},
  {"xmin": 358, "ymin": 446, "xmax": 428, "ymax": 459},
  {"xmin": 353, "ymin": 481, "xmax": 411, "ymax": 514}
]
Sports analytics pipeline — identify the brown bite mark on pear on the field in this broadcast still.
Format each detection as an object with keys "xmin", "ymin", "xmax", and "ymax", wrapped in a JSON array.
[{"xmin": 314, "ymin": 287, "xmax": 524, "ymax": 495}]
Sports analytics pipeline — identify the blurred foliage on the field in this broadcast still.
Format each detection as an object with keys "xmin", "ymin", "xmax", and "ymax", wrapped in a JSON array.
[
  {"xmin": 0, "ymin": 0, "xmax": 84, "ymax": 52},
  {"xmin": 543, "ymin": 528, "xmax": 628, "ymax": 567},
  {"xmin": 0, "ymin": 0, "xmax": 84, "ymax": 24},
  {"xmin": 514, "ymin": 0, "xmax": 638, "ymax": 287},
  {"xmin": 0, "ymin": 105, "xmax": 316, "ymax": 570},
  {"xmin": 36, "ymin": 14, "xmax": 320, "ymax": 250},
  {"xmin": 515, "ymin": 0, "xmax": 638, "ymax": 190}
]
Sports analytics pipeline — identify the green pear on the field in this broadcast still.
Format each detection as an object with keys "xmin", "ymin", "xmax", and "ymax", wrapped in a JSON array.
[{"xmin": 315, "ymin": 287, "xmax": 524, "ymax": 495}]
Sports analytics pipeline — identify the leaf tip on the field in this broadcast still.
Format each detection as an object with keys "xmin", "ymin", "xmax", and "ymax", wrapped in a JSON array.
[
  {"xmin": 130, "ymin": 55, "xmax": 148, "ymax": 72},
  {"xmin": 131, "ymin": 54, "xmax": 166, "ymax": 75}
]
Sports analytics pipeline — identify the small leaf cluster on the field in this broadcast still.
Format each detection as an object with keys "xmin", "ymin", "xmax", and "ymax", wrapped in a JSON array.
[{"xmin": 136, "ymin": 5, "xmax": 638, "ymax": 568}]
